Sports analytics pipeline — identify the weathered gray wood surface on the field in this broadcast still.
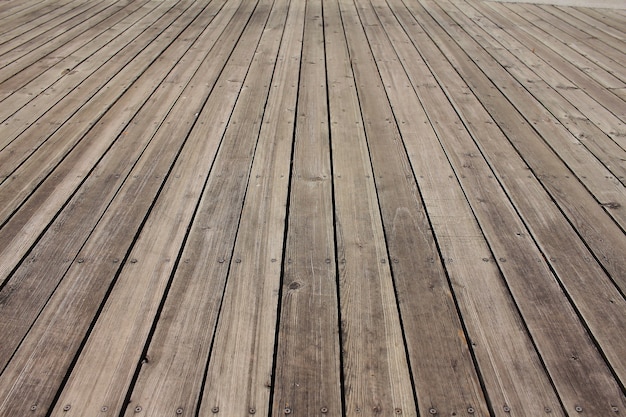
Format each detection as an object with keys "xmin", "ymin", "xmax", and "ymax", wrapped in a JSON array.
[{"xmin": 0, "ymin": 0, "xmax": 624, "ymax": 416}]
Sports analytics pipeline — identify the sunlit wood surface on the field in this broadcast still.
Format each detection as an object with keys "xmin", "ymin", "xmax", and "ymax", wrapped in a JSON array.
[{"xmin": 0, "ymin": 0, "xmax": 625, "ymax": 416}]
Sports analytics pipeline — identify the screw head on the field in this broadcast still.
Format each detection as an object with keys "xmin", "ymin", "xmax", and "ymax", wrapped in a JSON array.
[
  {"xmin": 504, "ymin": 405, "xmax": 511, "ymax": 412},
  {"xmin": 211, "ymin": 407, "xmax": 219, "ymax": 413},
  {"xmin": 135, "ymin": 406, "xmax": 142, "ymax": 413},
  {"xmin": 575, "ymin": 406, "xmax": 583, "ymax": 413},
  {"xmin": 321, "ymin": 407, "xmax": 328, "ymax": 414},
  {"xmin": 468, "ymin": 407, "xmax": 475, "ymax": 414},
  {"xmin": 249, "ymin": 408, "xmax": 256, "ymax": 414},
  {"xmin": 176, "ymin": 408, "xmax": 183, "ymax": 415},
  {"xmin": 284, "ymin": 408, "xmax": 292, "ymax": 414},
  {"xmin": 30, "ymin": 405, "xmax": 37, "ymax": 411},
  {"xmin": 101, "ymin": 406, "xmax": 109, "ymax": 412},
  {"xmin": 429, "ymin": 409, "xmax": 437, "ymax": 415},
  {"xmin": 63, "ymin": 405, "xmax": 71, "ymax": 412}
]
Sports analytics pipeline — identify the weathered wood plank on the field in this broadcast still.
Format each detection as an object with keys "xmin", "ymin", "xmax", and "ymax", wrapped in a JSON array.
[
  {"xmin": 42, "ymin": 2, "xmax": 273, "ymax": 416},
  {"xmin": 441, "ymin": 1, "xmax": 626, "ymax": 203},
  {"xmin": 400, "ymin": 0, "xmax": 626, "ymax": 412},
  {"xmin": 465, "ymin": 0, "xmax": 626, "ymax": 183},
  {"xmin": 0, "ymin": 0, "xmax": 52, "ymax": 22},
  {"xmin": 506, "ymin": 3, "xmax": 626, "ymax": 84},
  {"xmin": 0, "ymin": 0, "xmax": 160, "ymax": 175},
  {"xmin": 0, "ymin": 0, "xmax": 128, "ymax": 81},
  {"xmin": 0, "ymin": 0, "xmax": 154, "ymax": 105},
  {"xmin": 120, "ymin": 0, "xmax": 291, "ymax": 416},
  {"xmin": 194, "ymin": 1, "xmax": 301, "ymax": 415},
  {"xmin": 456, "ymin": 0, "xmax": 626, "ymax": 127},
  {"xmin": 538, "ymin": 4, "xmax": 626, "ymax": 69},
  {"xmin": 0, "ymin": 2, "xmax": 260, "ymax": 415},
  {"xmin": 368, "ymin": 2, "xmax": 568, "ymax": 416},
  {"xmin": 271, "ymin": 0, "xmax": 342, "ymax": 414},
  {"xmin": 412, "ymin": 0, "xmax": 626, "ymax": 282},
  {"xmin": 0, "ymin": 0, "xmax": 208, "ymax": 282},
  {"xmin": 482, "ymin": 1, "xmax": 626, "ymax": 91},
  {"xmin": 0, "ymin": 0, "xmax": 96, "ymax": 58},
  {"xmin": 0, "ymin": 0, "xmax": 230, "ymax": 372},
  {"xmin": 341, "ymin": 0, "xmax": 489, "ymax": 415},
  {"xmin": 325, "ymin": 1, "xmax": 416, "ymax": 416},
  {"xmin": 573, "ymin": 7, "xmax": 626, "ymax": 42}
]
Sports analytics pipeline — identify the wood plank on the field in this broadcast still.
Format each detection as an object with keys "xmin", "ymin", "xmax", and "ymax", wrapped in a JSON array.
[
  {"xmin": 121, "ymin": 1, "xmax": 292, "ymax": 416},
  {"xmin": 0, "ymin": 2, "xmax": 261, "ymax": 415},
  {"xmin": 574, "ymin": 7, "xmax": 626, "ymax": 42},
  {"xmin": 340, "ymin": 0, "xmax": 489, "ymax": 415},
  {"xmin": 325, "ymin": 0, "xmax": 416, "ymax": 415},
  {"xmin": 0, "ymin": 0, "xmax": 94, "ymax": 57},
  {"xmin": 415, "ymin": 0, "xmax": 626, "ymax": 250},
  {"xmin": 0, "ymin": 0, "xmax": 207, "ymax": 283},
  {"xmin": 397, "ymin": 0, "xmax": 626, "ymax": 411},
  {"xmin": 539, "ymin": 4, "xmax": 626, "ymax": 64},
  {"xmin": 366, "ymin": 2, "xmax": 568, "ymax": 416},
  {"xmin": 506, "ymin": 3, "xmax": 626, "ymax": 83},
  {"xmin": 44, "ymin": 1, "xmax": 276, "ymax": 416},
  {"xmin": 441, "ymin": 1, "xmax": 626, "ymax": 202},
  {"xmin": 271, "ymin": 0, "xmax": 342, "ymax": 414},
  {"xmin": 556, "ymin": 5, "xmax": 626, "ymax": 43},
  {"xmin": 0, "ymin": 0, "xmax": 177, "ymax": 149},
  {"xmin": 0, "ymin": 0, "xmax": 167, "ymax": 182},
  {"xmin": 482, "ymin": 1, "xmax": 626, "ymax": 91},
  {"xmin": 0, "ymin": 0, "xmax": 231, "ymax": 372},
  {"xmin": 0, "ymin": 0, "xmax": 51, "ymax": 22},
  {"xmin": 0, "ymin": 0, "xmax": 125, "ymax": 79},
  {"xmin": 465, "ymin": 0, "xmax": 626, "ymax": 184},
  {"xmin": 0, "ymin": 0, "xmax": 155, "ymax": 104},
  {"xmin": 458, "ymin": 0, "xmax": 626, "ymax": 129},
  {"xmin": 192, "ymin": 0, "xmax": 301, "ymax": 415}
]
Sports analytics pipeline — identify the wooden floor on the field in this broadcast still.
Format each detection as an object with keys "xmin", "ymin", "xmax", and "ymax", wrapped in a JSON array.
[{"xmin": 0, "ymin": 0, "xmax": 625, "ymax": 416}]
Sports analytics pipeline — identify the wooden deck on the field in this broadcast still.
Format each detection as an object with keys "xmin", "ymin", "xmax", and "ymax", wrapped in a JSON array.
[{"xmin": 0, "ymin": 0, "xmax": 625, "ymax": 416}]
